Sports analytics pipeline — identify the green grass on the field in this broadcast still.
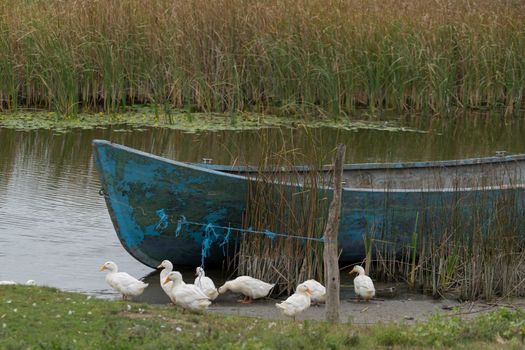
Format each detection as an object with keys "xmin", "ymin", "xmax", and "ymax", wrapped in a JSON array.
[
  {"xmin": 1, "ymin": 286, "xmax": 524, "ymax": 349},
  {"xmin": 0, "ymin": 0, "xmax": 524, "ymax": 116}
]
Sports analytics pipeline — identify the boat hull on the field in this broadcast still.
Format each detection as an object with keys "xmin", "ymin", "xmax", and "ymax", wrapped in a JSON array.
[{"xmin": 92, "ymin": 140, "xmax": 525, "ymax": 268}]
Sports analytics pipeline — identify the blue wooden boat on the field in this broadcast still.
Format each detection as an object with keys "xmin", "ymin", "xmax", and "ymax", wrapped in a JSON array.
[{"xmin": 92, "ymin": 140, "xmax": 525, "ymax": 268}]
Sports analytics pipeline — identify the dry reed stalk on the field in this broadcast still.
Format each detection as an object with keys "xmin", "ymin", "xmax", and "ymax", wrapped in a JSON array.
[
  {"xmin": 0, "ymin": 0, "xmax": 524, "ymax": 115},
  {"xmin": 234, "ymin": 131, "xmax": 331, "ymax": 294},
  {"xmin": 368, "ymin": 170, "xmax": 525, "ymax": 300}
]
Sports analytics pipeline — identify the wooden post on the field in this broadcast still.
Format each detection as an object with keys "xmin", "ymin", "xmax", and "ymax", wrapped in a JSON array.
[{"xmin": 324, "ymin": 144, "xmax": 346, "ymax": 323}]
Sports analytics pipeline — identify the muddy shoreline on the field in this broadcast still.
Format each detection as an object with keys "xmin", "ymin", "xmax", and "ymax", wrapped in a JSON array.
[{"xmin": 126, "ymin": 271, "xmax": 525, "ymax": 323}]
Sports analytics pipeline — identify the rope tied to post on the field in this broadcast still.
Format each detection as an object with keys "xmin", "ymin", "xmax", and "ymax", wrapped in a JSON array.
[{"xmin": 169, "ymin": 216, "xmax": 327, "ymax": 269}]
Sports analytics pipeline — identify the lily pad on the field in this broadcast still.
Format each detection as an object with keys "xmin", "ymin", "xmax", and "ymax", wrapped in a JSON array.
[{"xmin": 0, "ymin": 111, "xmax": 429, "ymax": 134}]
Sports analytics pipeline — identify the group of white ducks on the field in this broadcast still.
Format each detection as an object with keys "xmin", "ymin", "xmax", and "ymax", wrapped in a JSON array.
[
  {"xmin": 0, "ymin": 280, "xmax": 36, "ymax": 286},
  {"xmin": 99, "ymin": 260, "xmax": 375, "ymax": 320}
]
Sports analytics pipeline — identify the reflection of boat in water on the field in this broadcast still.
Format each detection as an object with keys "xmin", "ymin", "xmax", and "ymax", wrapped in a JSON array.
[{"xmin": 92, "ymin": 139, "xmax": 525, "ymax": 268}]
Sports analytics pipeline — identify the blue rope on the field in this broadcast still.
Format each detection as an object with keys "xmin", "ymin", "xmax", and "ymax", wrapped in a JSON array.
[
  {"xmin": 204, "ymin": 223, "xmax": 220, "ymax": 239},
  {"xmin": 105, "ymin": 192, "xmax": 327, "ymax": 270},
  {"xmin": 175, "ymin": 215, "xmax": 187, "ymax": 237},
  {"xmin": 219, "ymin": 227, "xmax": 232, "ymax": 255},
  {"xmin": 200, "ymin": 224, "xmax": 220, "ymax": 269},
  {"xmin": 181, "ymin": 219, "xmax": 326, "ymax": 243},
  {"xmin": 155, "ymin": 209, "xmax": 169, "ymax": 231},
  {"xmin": 264, "ymin": 229, "xmax": 276, "ymax": 240},
  {"xmin": 153, "ymin": 208, "xmax": 326, "ymax": 269},
  {"xmin": 200, "ymin": 235, "xmax": 213, "ymax": 269}
]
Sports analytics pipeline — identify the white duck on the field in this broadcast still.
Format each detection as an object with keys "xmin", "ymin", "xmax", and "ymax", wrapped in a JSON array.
[
  {"xmin": 100, "ymin": 261, "xmax": 148, "ymax": 300},
  {"xmin": 0, "ymin": 280, "xmax": 16, "ymax": 285},
  {"xmin": 276, "ymin": 284, "xmax": 312, "ymax": 321},
  {"xmin": 194, "ymin": 267, "xmax": 219, "ymax": 300},
  {"xmin": 218, "ymin": 276, "xmax": 275, "ymax": 303},
  {"xmin": 349, "ymin": 265, "xmax": 375, "ymax": 302},
  {"xmin": 298, "ymin": 279, "xmax": 326, "ymax": 305},
  {"xmin": 0, "ymin": 280, "xmax": 36, "ymax": 286},
  {"xmin": 164, "ymin": 271, "xmax": 211, "ymax": 312},
  {"xmin": 157, "ymin": 260, "xmax": 174, "ymax": 300}
]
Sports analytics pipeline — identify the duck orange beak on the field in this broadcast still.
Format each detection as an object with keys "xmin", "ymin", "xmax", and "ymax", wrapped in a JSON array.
[
  {"xmin": 156, "ymin": 264, "xmax": 163, "ymax": 269},
  {"xmin": 99, "ymin": 265, "xmax": 106, "ymax": 271},
  {"xmin": 306, "ymin": 288, "xmax": 312, "ymax": 296},
  {"xmin": 163, "ymin": 277, "xmax": 171, "ymax": 285}
]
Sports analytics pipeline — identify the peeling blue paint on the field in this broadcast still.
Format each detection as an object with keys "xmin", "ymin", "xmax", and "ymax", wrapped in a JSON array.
[
  {"xmin": 203, "ymin": 208, "xmax": 227, "ymax": 224},
  {"xmin": 92, "ymin": 140, "xmax": 525, "ymax": 268}
]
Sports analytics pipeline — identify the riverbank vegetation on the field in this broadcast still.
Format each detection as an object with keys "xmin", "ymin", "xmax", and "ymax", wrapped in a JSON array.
[
  {"xmin": 369, "ymin": 187, "xmax": 525, "ymax": 300},
  {"xmin": 1, "ymin": 286, "xmax": 524, "ymax": 349},
  {"xmin": 1, "ymin": 0, "xmax": 524, "ymax": 116},
  {"xmin": 233, "ymin": 133, "xmax": 525, "ymax": 300}
]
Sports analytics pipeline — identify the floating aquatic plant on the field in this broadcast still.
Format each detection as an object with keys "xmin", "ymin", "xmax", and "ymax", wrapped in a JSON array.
[{"xmin": 0, "ymin": 111, "xmax": 428, "ymax": 133}]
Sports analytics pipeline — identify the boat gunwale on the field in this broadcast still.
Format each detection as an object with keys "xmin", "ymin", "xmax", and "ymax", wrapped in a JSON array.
[
  {"xmin": 202, "ymin": 155, "xmax": 525, "ymax": 172},
  {"xmin": 92, "ymin": 140, "xmax": 525, "ymax": 193}
]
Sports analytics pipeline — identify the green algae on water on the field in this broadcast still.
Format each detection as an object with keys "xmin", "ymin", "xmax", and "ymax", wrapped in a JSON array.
[{"xmin": 0, "ymin": 112, "xmax": 428, "ymax": 134}]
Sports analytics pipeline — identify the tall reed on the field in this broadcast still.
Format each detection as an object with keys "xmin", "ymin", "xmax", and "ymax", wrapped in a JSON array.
[
  {"xmin": 368, "ymin": 175, "xmax": 525, "ymax": 300},
  {"xmin": 234, "ymin": 129, "xmax": 332, "ymax": 294},
  {"xmin": 0, "ymin": 0, "xmax": 524, "ymax": 115}
]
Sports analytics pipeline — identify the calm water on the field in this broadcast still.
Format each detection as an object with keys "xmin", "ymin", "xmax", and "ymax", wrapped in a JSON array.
[{"xmin": 1, "ymin": 116, "xmax": 525, "ymax": 297}]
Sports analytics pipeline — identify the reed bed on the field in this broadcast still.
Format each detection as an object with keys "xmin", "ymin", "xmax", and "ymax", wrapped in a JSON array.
[
  {"xmin": 234, "ymin": 130, "xmax": 332, "ymax": 294},
  {"xmin": 368, "ymin": 180, "xmax": 525, "ymax": 300},
  {"xmin": 230, "ymin": 132, "xmax": 525, "ymax": 300},
  {"xmin": 0, "ymin": 0, "xmax": 524, "ymax": 115}
]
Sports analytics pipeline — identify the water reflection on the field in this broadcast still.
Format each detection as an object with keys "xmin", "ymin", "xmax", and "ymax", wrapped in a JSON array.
[{"xmin": 0, "ymin": 115, "xmax": 524, "ymax": 295}]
